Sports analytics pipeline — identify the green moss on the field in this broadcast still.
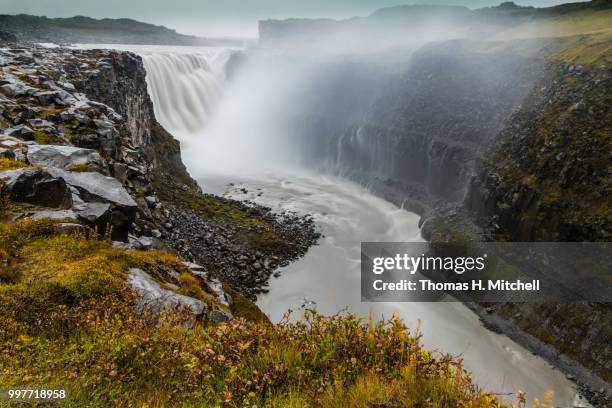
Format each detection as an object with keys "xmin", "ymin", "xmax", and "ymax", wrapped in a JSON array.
[{"xmin": 426, "ymin": 216, "xmax": 470, "ymax": 243}]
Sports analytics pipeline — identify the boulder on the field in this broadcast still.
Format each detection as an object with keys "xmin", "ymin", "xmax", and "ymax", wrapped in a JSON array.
[
  {"xmin": 0, "ymin": 167, "xmax": 72, "ymax": 208},
  {"xmin": 5, "ymin": 125, "xmax": 34, "ymax": 141},
  {"xmin": 127, "ymin": 268, "xmax": 205, "ymax": 320},
  {"xmin": 27, "ymin": 145, "xmax": 107, "ymax": 174},
  {"xmin": 47, "ymin": 168, "xmax": 137, "ymax": 240},
  {"xmin": 75, "ymin": 202, "xmax": 112, "ymax": 233},
  {"xmin": 0, "ymin": 82, "xmax": 36, "ymax": 97},
  {"xmin": 211, "ymin": 309, "xmax": 233, "ymax": 323},
  {"xmin": 47, "ymin": 167, "xmax": 136, "ymax": 208}
]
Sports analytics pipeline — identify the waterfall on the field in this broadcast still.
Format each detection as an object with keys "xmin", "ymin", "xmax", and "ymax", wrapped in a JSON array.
[{"xmin": 141, "ymin": 49, "xmax": 232, "ymax": 139}]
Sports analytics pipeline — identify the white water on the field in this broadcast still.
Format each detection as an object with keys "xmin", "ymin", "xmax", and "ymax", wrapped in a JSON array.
[{"xmin": 81, "ymin": 44, "xmax": 583, "ymax": 407}]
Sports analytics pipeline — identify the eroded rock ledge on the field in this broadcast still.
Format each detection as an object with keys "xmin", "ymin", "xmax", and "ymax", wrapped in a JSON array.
[{"xmin": 0, "ymin": 44, "xmax": 319, "ymax": 322}]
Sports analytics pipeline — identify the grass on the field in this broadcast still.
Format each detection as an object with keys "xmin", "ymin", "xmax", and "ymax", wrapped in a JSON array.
[
  {"xmin": 493, "ymin": 8, "xmax": 612, "ymax": 65},
  {"xmin": 0, "ymin": 217, "xmax": 549, "ymax": 407},
  {"xmin": 33, "ymin": 129, "xmax": 63, "ymax": 145},
  {"xmin": 67, "ymin": 163, "xmax": 95, "ymax": 172},
  {"xmin": 0, "ymin": 158, "xmax": 28, "ymax": 171},
  {"xmin": 498, "ymin": 9, "xmax": 612, "ymax": 40}
]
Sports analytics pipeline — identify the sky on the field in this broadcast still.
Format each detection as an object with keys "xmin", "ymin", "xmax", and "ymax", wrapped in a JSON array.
[{"xmin": 0, "ymin": 0, "xmax": 589, "ymax": 38}]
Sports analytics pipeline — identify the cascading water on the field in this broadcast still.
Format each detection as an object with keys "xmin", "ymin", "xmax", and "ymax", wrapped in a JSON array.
[{"xmin": 140, "ymin": 48, "xmax": 235, "ymax": 140}]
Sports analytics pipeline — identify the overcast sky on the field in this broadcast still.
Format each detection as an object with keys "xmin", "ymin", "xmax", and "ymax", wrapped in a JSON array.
[{"xmin": 0, "ymin": 0, "xmax": 588, "ymax": 38}]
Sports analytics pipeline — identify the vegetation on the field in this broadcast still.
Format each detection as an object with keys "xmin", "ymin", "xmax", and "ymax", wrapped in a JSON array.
[
  {"xmin": 0, "ymin": 158, "xmax": 28, "ymax": 171},
  {"xmin": 0, "ymin": 217, "xmax": 550, "ymax": 407}
]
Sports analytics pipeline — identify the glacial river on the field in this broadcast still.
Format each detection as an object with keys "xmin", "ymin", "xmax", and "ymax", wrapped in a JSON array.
[{"xmin": 199, "ymin": 171, "xmax": 580, "ymax": 407}]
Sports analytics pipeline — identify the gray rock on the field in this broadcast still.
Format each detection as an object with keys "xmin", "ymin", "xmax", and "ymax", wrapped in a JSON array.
[
  {"xmin": 35, "ymin": 90, "xmax": 74, "ymax": 106},
  {"xmin": 0, "ymin": 167, "xmax": 72, "ymax": 208},
  {"xmin": 75, "ymin": 202, "xmax": 112, "ymax": 235},
  {"xmin": 0, "ymin": 135, "xmax": 22, "ymax": 148},
  {"xmin": 0, "ymin": 82, "xmax": 36, "ymax": 97},
  {"xmin": 35, "ymin": 91, "xmax": 62, "ymax": 106},
  {"xmin": 211, "ymin": 309, "xmax": 233, "ymax": 323},
  {"xmin": 183, "ymin": 261, "xmax": 206, "ymax": 273},
  {"xmin": 31, "ymin": 209, "xmax": 78, "ymax": 221},
  {"xmin": 127, "ymin": 268, "xmax": 205, "ymax": 318},
  {"xmin": 112, "ymin": 162, "xmax": 128, "ymax": 184},
  {"xmin": 47, "ymin": 167, "xmax": 136, "ymax": 208},
  {"xmin": 145, "ymin": 195, "xmax": 157, "ymax": 208},
  {"xmin": 58, "ymin": 82, "xmax": 76, "ymax": 92},
  {"xmin": 5, "ymin": 125, "xmax": 34, "ymax": 141},
  {"xmin": 59, "ymin": 111, "xmax": 75, "ymax": 122},
  {"xmin": 0, "ymin": 147, "xmax": 15, "ymax": 159},
  {"xmin": 136, "ymin": 236, "xmax": 154, "ymax": 249},
  {"xmin": 27, "ymin": 145, "xmax": 107, "ymax": 174},
  {"xmin": 46, "ymin": 168, "xmax": 137, "ymax": 241}
]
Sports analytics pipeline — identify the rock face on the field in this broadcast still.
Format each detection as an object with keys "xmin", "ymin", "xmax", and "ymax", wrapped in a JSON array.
[
  {"xmin": 462, "ymin": 61, "xmax": 612, "ymax": 388},
  {"xmin": 294, "ymin": 41, "xmax": 543, "ymax": 205},
  {"xmin": 466, "ymin": 63, "xmax": 612, "ymax": 242}
]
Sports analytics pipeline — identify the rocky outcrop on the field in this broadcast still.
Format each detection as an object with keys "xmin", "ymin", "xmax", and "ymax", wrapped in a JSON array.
[
  {"xmin": 466, "ymin": 62, "xmax": 611, "ymax": 242},
  {"xmin": 127, "ymin": 268, "xmax": 205, "ymax": 316},
  {"xmin": 1, "ymin": 44, "xmax": 318, "ymax": 327}
]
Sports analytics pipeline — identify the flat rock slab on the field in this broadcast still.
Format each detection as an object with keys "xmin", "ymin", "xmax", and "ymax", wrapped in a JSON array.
[
  {"xmin": 47, "ymin": 167, "xmax": 136, "ymax": 208},
  {"xmin": 27, "ymin": 144, "xmax": 107, "ymax": 174}
]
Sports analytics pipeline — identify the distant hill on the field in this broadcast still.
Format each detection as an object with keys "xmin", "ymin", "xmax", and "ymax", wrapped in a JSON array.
[
  {"xmin": 0, "ymin": 14, "xmax": 242, "ymax": 46},
  {"xmin": 259, "ymin": 0, "xmax": 612, "ymax": 45}
]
